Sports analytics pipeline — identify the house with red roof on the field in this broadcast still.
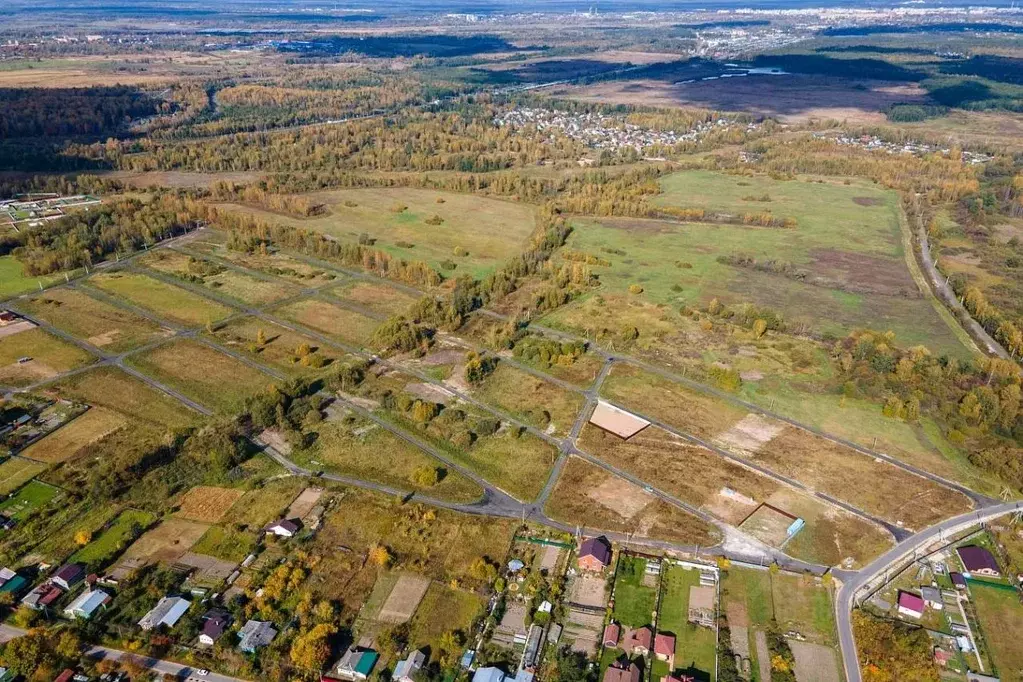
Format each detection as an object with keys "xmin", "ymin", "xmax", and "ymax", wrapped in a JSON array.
[
  {"xmin": 624, "ymin": 626, "xmax": 653, "ymax": 656},
  {"xmin": 897, "ymin": 591, "xmax": 925, "ymax": 619},
  {"xmin": 663, "ymin": 675, "xmax": 695, "ymax": 682},
  {"xmin": 654, "ymin": 633, "xmax": 676, "ymax": 666},
  {"xmin": 603, "ymin": 623, "xmax": 620, "ymax": 649},
  {"xmin": 603, "ymin": 661, "xmax": 641, "ymax": 682},
  {"xmin": 578, "ymin": 536, "xmax": 612, "ymax": 572}
]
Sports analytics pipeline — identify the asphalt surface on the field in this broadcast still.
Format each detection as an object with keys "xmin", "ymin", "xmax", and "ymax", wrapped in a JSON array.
[{"xmin": 835, "ymin": 501, "xmax": 1023, "ymax": 682}]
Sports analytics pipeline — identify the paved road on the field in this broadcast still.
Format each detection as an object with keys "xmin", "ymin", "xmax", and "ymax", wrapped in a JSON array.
[{"xmin": 836, "ymin": 501, "xmax": 1023, "ymax": 682}]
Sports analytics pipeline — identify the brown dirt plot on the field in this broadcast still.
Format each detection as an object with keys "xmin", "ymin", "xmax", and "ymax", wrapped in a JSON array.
[
  {"xmin": 123, "ymin": 518, "xmax": 209, "ymax": 563},
  {"xmin": 377, "ymin": 573, "xmax": 432, "ymax": 624},
  {"xmin": 176, "ymin": 486, "xmax": 245, "ymax": 523}
]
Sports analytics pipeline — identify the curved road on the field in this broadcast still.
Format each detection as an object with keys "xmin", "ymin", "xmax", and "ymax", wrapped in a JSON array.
[{"xmin": 836, "ymin": 500, "xmax": 1023, "ymax": 682}]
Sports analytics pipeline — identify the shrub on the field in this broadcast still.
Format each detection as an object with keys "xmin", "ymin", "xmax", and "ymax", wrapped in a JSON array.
[{"xmin": 628, "ymin": 284, "xmax": 644, "ymax": 294}]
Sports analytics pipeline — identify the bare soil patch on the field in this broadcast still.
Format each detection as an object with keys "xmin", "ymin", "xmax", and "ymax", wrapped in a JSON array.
[
  {"xmin": 404, "ymin": 382, "xmax": 454, "ymax": 405},
  {"xmin": 123, "ymin": 518, "xmax": 209, "ymax": 563},
  {"xmin": 715, "ymin": 414, "xmax": 783, "ymax": 456},
  {"xmin": 176, "ymin": 486, "xmax": 245, "ymax": 523},
  {"xmin": 739, "ymin": 504, "xmax": 799, "ymax": 548},
  {"xmin": 586, "ymin": 476, "xmax": 654, "ymax": 520},
  {"xmin": 788, "ymin": 640, "xmax": 841, "ymax": 682},
  {"xmin": 0, "ymin": 321, "xmax": 37, "ymax": 339},
  {"xmin": 569, "ymin": 573, "xmax": 609, "ymax": 609},
  {"xmin": 378, "ymin": 573, "xmax": 432, "ymax": 624},
  {"xmin": 809, "ymin": 249, "xmax": 920, "ymax": 298},
  {"xmin": 286, "ymin": 487, "xmax": 324, "ymax": 520},
  {"xmin": 177, "ymin": 552, "xmax": 239, "ymax": 583}
]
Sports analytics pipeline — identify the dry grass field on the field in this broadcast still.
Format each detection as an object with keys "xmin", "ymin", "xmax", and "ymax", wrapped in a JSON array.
[
  {"xmin": 18, "ymin": 288, "xmax": 172, "ymax": 353},
  {"xmin": 126, "ymin": 339, "xmax": 273, "ymax": 414},
  {"xmin": 141, "ymin": 250, "xmax": 299, "ymax": 305},
  {"xmin": 175, "ymin": 486, "xmax": 245, "ymax": 523},
  {"xmin": 50, "ymin": 367, "xmax": 200, "ymax": 430},
  {"xmin": 0, "ymin": 458, "xmax": 46, "ymax": 495},
  {"xmin": 276, "ymin": 299, "xmax": 381, "ymax": 348},
  {"xmin": 221, "ymin": 478, "xmax": 306, "ymax": 531},
  {"xmin": 207, "ymin": 317, "xmax": 347, "ymax": 377},
  {"xmin": 0, "ymin": 328, "xmax": 96, "ymax": 387},
  {"xmin": 122, "ymin": 517, "xmax": 210, "ymax": 563},
  {"xmin": 328, "ymin": 280, "xmax": 419, "ymax": 317},
  {"xmin": 545, "ymin": 456, "xmax": 720, "ymax": 546},
  {"xmin": 19, "ymin": 408, "xmax": 127, "ymax": 464},
  {"xmin": 473, "ymin": 362, "xmax": 584, "ymax": 438}
]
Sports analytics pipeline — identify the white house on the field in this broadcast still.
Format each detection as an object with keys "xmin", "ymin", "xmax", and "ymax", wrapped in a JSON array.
[
  {"xmin": 393, "ymin": 650, "xmax": 426, "ymax": 682},
  {"xmin": 266, "ymin": 519, "xmax": 301, "ymax": 538},
  {"xmin": 64, "ymin": 589, "xmax": 111, "ymax": 620}
]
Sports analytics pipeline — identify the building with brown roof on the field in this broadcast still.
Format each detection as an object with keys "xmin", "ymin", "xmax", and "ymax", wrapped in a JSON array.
[
  {"xmin": 603, "ymin": 661, "xmax": 641, "ymax": 682},
  {"xmin": 624, "ymin": 626, "xmax": 653, "ymax": 656}
]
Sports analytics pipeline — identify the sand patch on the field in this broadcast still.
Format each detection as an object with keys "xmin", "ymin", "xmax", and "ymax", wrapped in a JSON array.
[
  {"xmin": 86, "ymin": 329, "xmax": 123, "ymax": 347},
  {"xmin": 0, "ymin": 320, "xmax": 37, "ymax": 339},
  {"xmin": 715, "ymin": 413, "xmax": 784, "ymax": 456},
  {"xmin": 377, "ymin": 573, "xmax": 431, "ymax": 624},
  {"xmin": 586, "ymin": 476, "xmax": 654, "ymax": 520}
]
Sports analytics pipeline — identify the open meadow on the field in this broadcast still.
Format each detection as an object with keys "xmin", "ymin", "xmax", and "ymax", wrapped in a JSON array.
[
  {"xmin": 141, "ymin": 249, "xmax": 300, "ymax": 306},
  {"xmin": 19, "ymin": 408, "xmax": 127, "ymax": 464},
  {"xmin": 50, "ymin": 367, "xmax": 201, "ymax": 430},
  {"xmin": 89, "ymin": 271, "xmax": 234, "ymax": 327},
  {"xmin": 220, "ymin": 187, "xmax": 538, "ymax": 278},
  {"xmin": 276, "ymin": 298, "xmax": 381, "ymax": 348},
  {"xmin": 206, "ymin": 317, "xmax": 347, "ymax": 377},
  {"xmin": 0, "ymin": 328, "xmax": 95, "ymax": 387},
  {"xmin": 560, "ymin": 171, "xmax": 969, "ymax": 355}
]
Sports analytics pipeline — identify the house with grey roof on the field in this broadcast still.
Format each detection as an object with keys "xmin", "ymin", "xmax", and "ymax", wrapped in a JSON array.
[
  {"xmin": 138, "ymin": 596, "xmax": 190, "ymax": 631},
  {"xmin": 238, "ymin": 620, "xmax": 277, "ymax": 653}
]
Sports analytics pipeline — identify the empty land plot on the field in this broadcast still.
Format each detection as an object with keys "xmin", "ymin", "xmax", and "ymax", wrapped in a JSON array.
[
  {"xmin": 122, "ymin": 517, "xmax": 210, "ymax": 563},
  {"xmin": 612, "ymin": 555, "xmax": 658, "ymax": 627},
  {"xmin": 545, "ymin": 456, "xmax": 719, "ymax": 546},
  {"xmin": 600, "ymin": 364, "xmax": 748, "ymax": 440},
  {"xmin": 177, "ymin": 551, "xmax": 241, "ymax": 583},
  {"xmin": 767, "ymin": 487, "xmax": 893, "ymax": 568},
  {"xmin": 579, "ymin": 423, "xmax": 778, "ymax": 525},
  {"xmin": 89, "ymin": 271, "xmax": 233, "ymax": 327},
  {"xmin": 452, "ymin": 429, "xmax": 556, "ymax": 503},
  {"xmin": 221, "ymin": 187, "xmax": 537, "ymax": 278},
  {"xmin": 788, "ymin": 640, "xmax": 841, "ymax": 682},
  {"xmin": 658, "ymin": 565, "xmax": 718, "ymax": 682},
  {"xmin": 207, "ymin": 317, "xmax": 346, "ymax": 377},
  {"xmin": 473, "ymin": 362, "xmax": 584, "ymax": 437},
  {"xmin": 126, "ymin": 339, "xmax": 272, "ymax": 414},
  {"xmin": 18, "ymin": 289, "xmax": 171, "ymax": 353},
  {"xmin": 569, "ymin": 573, "xmax": 609, "ymax": 609},
  {"xmin": 0, "ymin": 480, "xmax": 59, "ymax": 520},
  {"xmin": 753, "ymin": 425, "xmax": 972, "ymax": 530},
  {"xmin": 298, "ymin": 419, "xmax": 482, "ymax": 503},
  {"xmin": 408, "ymin": 583, "xmax": 484, "ymax": 651},
  {"xmin": 175, "ymin": 486, "xmax": 245, "ymax": 523},
  {"xmin": 328, "ymin": 280, "xmax": 419, "ymax": 317},
  {"xmin": 19, "ymin": 408, "xmax": 127, "ymax": 464},
  {"xmin": 141, "ymin": 250, "xmax": 298, "ymax": 306},
  {"xmin": 222, "ymin": 478, "xmax": 305, "ymax": 531},
  {"xmin": 971, "ymin": 582, "xmax": 1023, "ymax": 682},
  {"xmin": 0, "ymin": 458, "xmax": 46, "ymax": 495},
  {"xmin": 559, "ymin": 170, "xmax": 968, "ymax": 355},
  {"xmin": 378, "ymin": 573, "xmax": 432, "ymax": 624},
  {"xmin": 185, "ymin": 237, "xmax": 342, "ymax": 287},
  {"xmin": 771, "ymin": 573, "xmax": 836, "ymax": 644},
  {"xmin": 50, "ymin": 367, "xmax": 200, "ymax": 430},
  {"xmin": 71, "ymin": 509, "xmax": 157, "ymax": 565},
  {"xmin": 0, "ymin": 328, "xmax": 95, "ymax": 387},
  {"xmin": 286, "ymin": 487, "xmax": 324, "ymax": 520},
  {"xmin": 740, "ymin": 504, "xmax": 800, "ymax": 548},
  {"xmin": 189, "ymin": 526, "xmax": 256, "ymax": 563},
  {"xmin": 276, "ymin": 299, "xmax": 380, "ymax": 347}
]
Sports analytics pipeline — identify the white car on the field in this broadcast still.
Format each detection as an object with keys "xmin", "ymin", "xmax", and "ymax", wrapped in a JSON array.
[{"xmin": 195, "ymin": 671, "xmax": 209, "ymax": 677}]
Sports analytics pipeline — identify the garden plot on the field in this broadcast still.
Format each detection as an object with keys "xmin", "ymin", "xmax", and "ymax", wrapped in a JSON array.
[
  {"xmin": 19, "ymin": 408, "xmax": 126, "ymax": 464},
  {"xmin": 493, "ymin": 602, "xmax": 529, "ymax": 647},
  {"xmin": 377, "ymin": 573, "xmax": 432, "ymax": 624},
  {"xmin": 177, "ymin": 552, "xmax": 241, "ymax": 585},
  {"xmin": 739, "ymin": 504, "xmax": 803, "ymax": 548},
  {"xmin": 122, "ymin": 518, "xmax": 210, "ymax": 564},
  {"xmin": 286, "ymin": 487, "xmax": 324, "ymax": 520}
]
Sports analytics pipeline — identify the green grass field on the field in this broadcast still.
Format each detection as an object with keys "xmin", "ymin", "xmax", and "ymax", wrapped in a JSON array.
[
  {"xmin": 560, "ymin": 171, "xmax": 969, "ymax": 356},
  {"xmin": 190, "ymin": 525, "xmax": 257, "ymax": 563},
  {"xmin": 0, "ymin": 480, "xmax": 59, "ymax": 520},
  {"xmin": 612, "ymin": 556, "xmax": 658, "ymax": 628},
  {"xmin": 408, "ymin": 582, "xmax": 484, "ymax": 651},
  {"xmin": 971, "ymin": 582, "xmax": 1023, "ymax": 682},
  {"xmin": 771, "ymin": 573, "xmax": 836, "ymax": 644},
  {"xmin": 0, "ymin": 256, "xmax": 59, "ymax": 298},
  {"xmin": 89, "ymin": 271, "xmax": 233, "ymax": 327},
  {"xmin": 658, "ymin": 564, "xmax": 717, "ymax": 681},
  {"xmin": 221, "ymin": 187, "xmax": 538, "ymax": 278},
  {"xmin": 295, "ymin": 418, "xmax": 484, "ymax": 503},
  {"xmin": 0, "ymin": 328, "xmax": 95, "ymax": 387},
  {"xmin": 71, "ymin": 508, "xmax": 157, "ymax": 565},
  {"xmin": 19, "ymin": 288, "xmax": 171, "ymax": 354},
  {"xmin": 126, "ymin": 339, "xmax": 273, "ymax": 414}
]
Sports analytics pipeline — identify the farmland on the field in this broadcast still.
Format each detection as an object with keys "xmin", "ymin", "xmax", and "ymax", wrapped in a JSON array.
[
  {"xmin": 220, "ymin": 187, "xmax": 538, "ymax": 278},
  {"xmin": 175, "ymin": 486, "xmax": 245, "ymax": 523},
  {"xmin": 71, "ymin": 508, "xmax": 157, "ymax": 565},
  {"xmin": 89, "ymin": 271, "xmax": 233, "ymax": 327}
]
